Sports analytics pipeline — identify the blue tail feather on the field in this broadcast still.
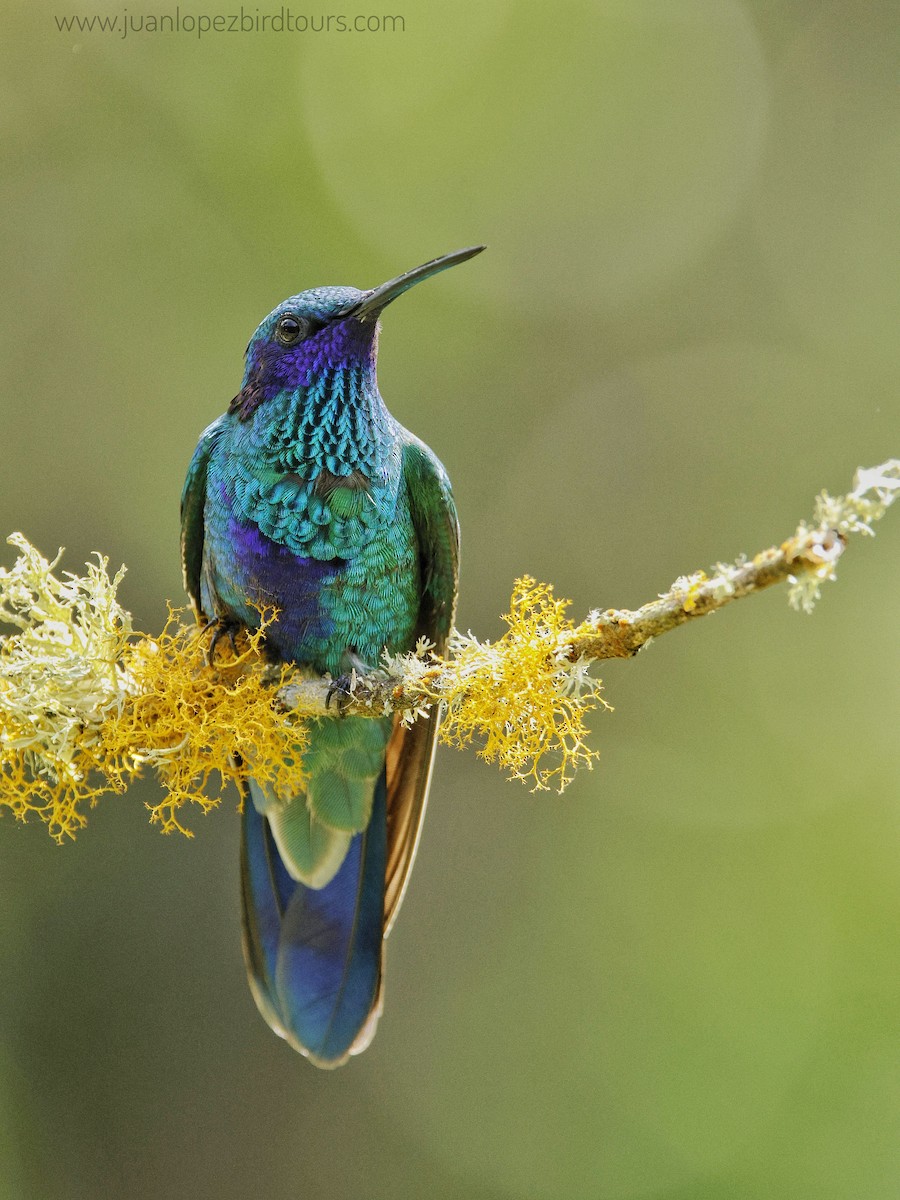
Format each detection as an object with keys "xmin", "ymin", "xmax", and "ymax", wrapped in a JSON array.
[
  {"xmin": 240, "ymin": 793, "xmax": 292, "ymax": 1034},
  {"xmin": 240, "ymin": 773, "xmax": 387, "ymax": 1066}
]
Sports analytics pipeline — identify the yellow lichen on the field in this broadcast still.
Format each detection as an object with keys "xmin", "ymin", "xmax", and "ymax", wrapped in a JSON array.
[
  {"xmin": 0, "ymin": 535, "xmax": 307, "ymax": 840},
  {"xmin": 109, "ymin": 612, "xmax": 307, "ymax": 835},
  {"xmin": 430, "ymin": 577, "xmax": 608, "ymax": 791},
  {"xmin": 672, "ymin": 570, "xmax": 709, "ymax": 613}
]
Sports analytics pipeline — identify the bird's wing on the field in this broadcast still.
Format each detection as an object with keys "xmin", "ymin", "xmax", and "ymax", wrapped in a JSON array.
[
  {"xmin": 384, "ymin": 435, "xmax": 460, "ymax": 933},
  {"xmin": 180, "ymin": 417, "xmax": 226, "ymax": 619}
]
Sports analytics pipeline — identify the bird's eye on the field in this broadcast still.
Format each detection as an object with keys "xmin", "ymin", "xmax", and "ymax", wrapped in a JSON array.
[{"xmin": 274, "ymin": 314, "xmax": 310, "ymax": 346}]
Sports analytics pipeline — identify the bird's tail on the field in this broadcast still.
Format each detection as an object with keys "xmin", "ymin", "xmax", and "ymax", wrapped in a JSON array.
[{"xmin": 240, "ymin": 767, "xmax": 387, "ymax": 1067}]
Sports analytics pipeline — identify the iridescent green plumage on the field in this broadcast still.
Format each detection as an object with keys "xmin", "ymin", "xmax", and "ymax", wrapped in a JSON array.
[{"xmin": 180, "ymin": 248, "xmax": 481, "ymax": 1065}]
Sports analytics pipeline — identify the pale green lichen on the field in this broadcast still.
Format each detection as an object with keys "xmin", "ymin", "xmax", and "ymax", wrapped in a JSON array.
[
  {"xmin": 0, "ymin": 535, "xmax": 133, "ymax": 837},
  {"xmin": 0, "ymin": 533, "xmax": 132, "ymax": 763},
  {"xmin": 788, "ymin": 458, "xmax": 900, "ymax": 613},
  {"xmin": 0, "ymin": 536, "xmax": 306, "ymax": 839},
  {"xmin": 813, "ymin": 461, "xmax": 900, "ymax": 536}
]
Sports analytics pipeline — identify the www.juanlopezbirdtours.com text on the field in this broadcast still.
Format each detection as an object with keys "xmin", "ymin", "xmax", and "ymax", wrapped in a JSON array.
[{"xmin": 53, "ymin": 8, "xmax": 406, "ymax": 37}]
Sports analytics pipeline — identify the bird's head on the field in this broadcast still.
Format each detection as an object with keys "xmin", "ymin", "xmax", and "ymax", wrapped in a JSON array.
[{"xmin": 230, "ymin": 246, "xmax": 485, "ymax": 421}]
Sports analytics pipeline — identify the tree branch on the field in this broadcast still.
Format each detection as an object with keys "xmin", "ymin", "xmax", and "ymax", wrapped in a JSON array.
[
  {"xmin": 277, "ymin": 460, "xmax": 898, "ymax": 716},
  {"xmin": 567, "ymin": 525, "xmax": 845, "ymax": 661},
  {"xmin": 1, "ymin": 459, "xmax": 897, "ymax": 835}
]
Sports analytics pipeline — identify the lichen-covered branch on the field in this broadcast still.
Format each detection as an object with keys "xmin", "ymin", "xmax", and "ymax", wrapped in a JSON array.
[
  {"xmin": 275, "ymin": 525, "xmax": 837, "ymax": 711},
  {"xmin": 1, "ymin": 459, "xmax": 897, "ymax": 839},
  {"xmin": 566, "ymin": 524, "xmax": 846, "ymax": 661},
  {"xmin": 277, "ymin": 458, "xmax": 899, "ymax": 701}
]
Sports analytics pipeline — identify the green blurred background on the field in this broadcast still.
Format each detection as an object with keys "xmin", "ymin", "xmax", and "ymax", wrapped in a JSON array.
[{"xmin": 1, "ymin": 1, "xmax": 899, "ymax": 1196}]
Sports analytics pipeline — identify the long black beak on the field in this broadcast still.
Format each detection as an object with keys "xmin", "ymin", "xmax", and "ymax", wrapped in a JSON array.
[{"xmin": 344, "ymin": 245, "xmax": 486, "ymax": 319}]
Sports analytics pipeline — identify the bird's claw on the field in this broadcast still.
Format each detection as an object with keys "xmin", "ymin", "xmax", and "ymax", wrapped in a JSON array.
[
  {"xmin": 325, "ymin": 672, "xmax": 356, "ymax": 715},
  {"xmin": 206, "ymin": 617, "xmax": 241, "ymax": 667}
]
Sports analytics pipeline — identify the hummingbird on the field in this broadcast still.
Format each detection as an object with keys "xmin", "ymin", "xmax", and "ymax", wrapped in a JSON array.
[{"xmin": 180, "ymin": 246, "xmax": 484, "ymax": 1067}]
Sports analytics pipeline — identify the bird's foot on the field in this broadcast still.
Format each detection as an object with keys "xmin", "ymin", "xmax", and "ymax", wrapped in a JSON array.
[
  {"xmin": 325, "ymin": 672, "xmax": 358, "ymax": 715},
  {"xmin": 205, "ymin": 616, "xmax": 242, "ymax": 667},
  {"xmin": 325, "ymin": 651, "xmax": 371, "ymax": 715}
]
